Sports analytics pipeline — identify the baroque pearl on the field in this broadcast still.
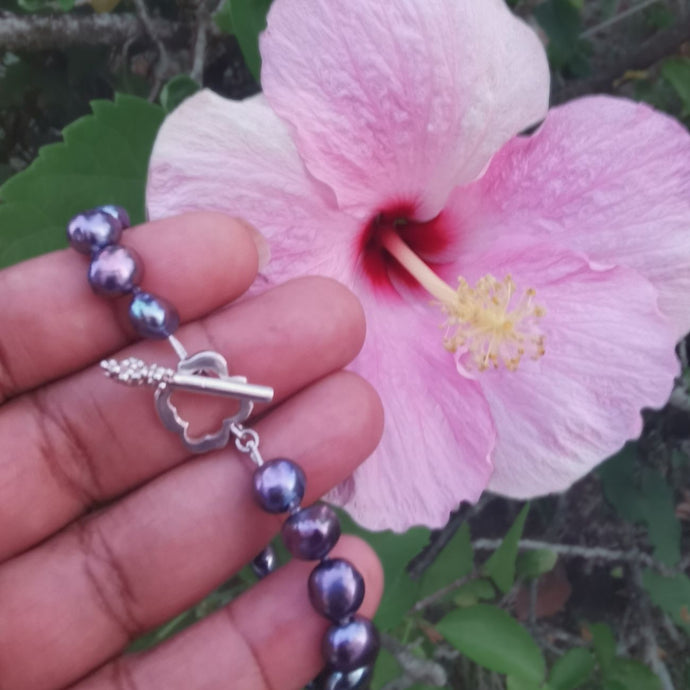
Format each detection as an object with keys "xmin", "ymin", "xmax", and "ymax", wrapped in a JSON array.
[
  {"xmin": 322, "ymin": 616, "xmax": 379, "ymax": 672},
  {"xmin": 88, "ymin": 245, "xmax": 143, "ymax": 297},
  {"xmin": 282, "ymin": 504, "xmax": 340, "ymax": 561},
  {"xmin": 309, "ymin": 559, "xmax": 365, "ymax": 622},
  {"xmin": 129, "ymin": 291, "xmax": 180, "ymax": 339},
  {"xmin": 253, "ymin": 458, "xmax": 306, "ymax": 513},
  {"xmin": 67, "ymin": 208, "xmax": 123, "ymax": 254}
]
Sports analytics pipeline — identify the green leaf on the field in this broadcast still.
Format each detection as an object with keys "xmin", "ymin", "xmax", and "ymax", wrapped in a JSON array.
[
  {"xmin": 437, "ymin": 604, "xmax": 545, "ymax": 683},
  {"xmin": 418, "ymin": 523, "xmax": 473, "ymax": 599},
  {"xmin": 338, "ymin": 510, "xmax": 430, "ymax": 631},
  {"xmin": 231, "ymin": 0, "xmax": 274, "ymax": 82},
  {"xmin": 661, "ymin": 58, "xmax": 690, "ymax": 117},
  {"xmin": 370, "ymin": 648, "xmax": 401, "ymax": 690},
  {"xmin": 453, "ymin": 578, "xmax": 496, "ymax": 607},
  {"xmin": 483, "ymin": 503, "xmax": 529, "ymax": 593},
  {"xmin": 516, "ymin": 549, "xmax": 558, "ymax": 580},
  {"xmin": 214, "ymin": 0, "xmax": 234, "ymax": 34},
  {"xmin": 549, "ymin": 648, "xmax": 595, "ymax": 690},
  {"xmin": 600, "ymin": 446, "xmax": 681, "ymax": 566},
  {"xmin": 641, "ymin": 570, "xmax": 690, "ymax": 634},
  {"xmin": 604, "ymin": 659, "xmax": 661, "ymax": 690},
  {"xmin": 506, "ymin": 677, "xmax": 542, "ymax": 690},
  {"xmin": 534, "ymin": 0, "xmax": 590, "ymax": 77},
  {"xmin": 160, "ymin": 75, "xmax": 201, "ymax": 113},
  {"xmin": 0, "ymin": 95, "xmax": 164, "ymax": 268},
  {"xmin": 588, "ymin": 623, "xmax": 616, "ymax": 672}
]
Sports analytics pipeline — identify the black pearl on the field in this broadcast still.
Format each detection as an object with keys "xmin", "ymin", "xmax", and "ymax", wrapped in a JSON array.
[
  {"xmin": 253, "ymin": 458, "xmax": 306, "ymax": 513},
  {"xmin": 98, "ymin": 204, "xmax": 131, "ymax": 229},
  {"xmin": 322, "ymin": 616, "xmax": 379, "ymax": 672},
  {"xmin": 251, "ymin": 545, "xmax": 278, "ymax": 579},
  {"xmin": 129, "ymin": 291, "xmax": 180, "ymax": 339},
  {"xmin": 88, "ymin": 245, "xmax": 143, "ymax": 297},
  {"xmin": 312, "ymin": 665, "xmax": 374, "ymax": 690},
  {"xmin": 67, "ymin": 208, "xmax": 123, "ymax": 254},
  {"xmin": 309, "ymin": 559, "xmax": 365, "ymax": 622},
  {"xmin": 282, "ymin": 503, "xmax": 340, "ymax": 561}
]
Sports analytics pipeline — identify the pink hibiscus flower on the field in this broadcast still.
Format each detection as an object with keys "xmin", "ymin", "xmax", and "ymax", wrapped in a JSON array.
[{"xmin": 146, "ymin": 0, "xmax": 690, "ymax": 531}]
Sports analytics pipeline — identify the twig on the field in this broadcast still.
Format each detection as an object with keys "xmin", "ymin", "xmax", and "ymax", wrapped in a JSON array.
[
  {"xmin": 190, "ymin": 0, "xmax": 212, "ymax": 82},
  {"xmin": 407, "ymin": 496, "xmax": 492, "ymax": 579},
  {"xmin": 380, "ymin": 634, "xmax": 447, "ymax": 689},
  {"xmin": 132, "ymin": 0, "xmax": 171, "ymax": 100},
  {"xmin": 473, "ymin": 538, "xmax": 679, "ymax": 575},
  {"xmin": 411, "ymin": 572, "xmax": 475, "ymax": 613},
  {"xmin": 0, "ymin": 11, "xmax": 180, "ymax": 51},
  {"xmin": 633, "ymin": 566, "xmax": 677, "ymax": 690},
  {"xmin": 581, "ymin": 0, "xmax": 665, "ymax": 38}
]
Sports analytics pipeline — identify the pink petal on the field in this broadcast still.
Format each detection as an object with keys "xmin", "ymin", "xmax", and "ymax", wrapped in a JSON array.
[
  {"xmin": 146, "ymin": 90, "xmax": 356, "ymax": 284},
  {"xmin": 452, "ymin": 241, "xmax": 679, "ymax": 498},
  {"xmin": 328, "ymin": 292, "xmax": 496, "ymax": 531},
  {"xmin": 450, "ymin": 96, "xmax": 690, "ymax": 340},
  {"xmin": 260, "ymin": 0, "xmax": 549, "ymax": 220}
]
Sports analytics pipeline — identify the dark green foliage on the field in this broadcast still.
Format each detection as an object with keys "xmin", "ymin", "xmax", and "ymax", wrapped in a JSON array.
[
  {"xmin": 0, "ymin": 95, "xmax": 164, "ymax": 267},
  {"xmin": 437, "ymin": 605, "xmax": 546, "ymax": 683},
  {"xmin": 534, "ymin": 0, "xmax": 591, "ymax": 77},
  {"xmin": 599, "ymin": 445, "xmax": 681, "ymax": 567},
  {"xmin": 483, "ymin": 503, "xmax": 529, "ymax": 592}
]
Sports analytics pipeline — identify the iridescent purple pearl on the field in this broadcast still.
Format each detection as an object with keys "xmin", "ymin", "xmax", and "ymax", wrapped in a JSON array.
[
  {"xmin": 309, "ymin": 559, "xmax": 365, "ymax": 622},
  {"xmin": 88, "ymin": 245, "xmax": 143, "ymax": 297},
  {"xmin": 98, "ymin": 205, "xmax": 131, "ymax": 229},
  {"xmin": 313, "ymin": 665, "xmax": 374, "ymax": 690},
  {"xmin": 282, "ymin": 503, "xmax": 340, "ymax": 561},
  {"xmin": 322, "ymin": 616, "xmax": 379, "ymax": 672},
  {"xmin": 129, "ymin": 291, "xmax": 180, "ymax": 339},
  {"xmin": 251, "ymin": 545, "xmax": 278, "ymax": 580},
  {"xmin": 253, "ymin": 458, "xmax": 306, "ymax": 513},
  {"xmin": 67, "ymin": 208, "xmax": 123, "ymax": 255}
]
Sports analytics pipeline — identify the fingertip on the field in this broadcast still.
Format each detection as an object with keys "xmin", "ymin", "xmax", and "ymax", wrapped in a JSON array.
[
  {"xmin": 286, "ymin": 276, "xmax": 367, "ymax": 364},
  {"xmin": 129, "ymin": 211, "xmax": 260, "ymax": 318}
]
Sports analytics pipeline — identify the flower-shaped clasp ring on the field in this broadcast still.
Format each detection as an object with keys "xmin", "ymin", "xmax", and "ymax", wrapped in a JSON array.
[{"xmin": 100, "ymin": 338, "xmax": 274, "ymax": 455}]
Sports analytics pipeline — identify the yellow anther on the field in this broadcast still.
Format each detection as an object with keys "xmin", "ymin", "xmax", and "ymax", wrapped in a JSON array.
[{"xmin": 441, "ymin": 275, "xmax": 546, "ymax": 376}]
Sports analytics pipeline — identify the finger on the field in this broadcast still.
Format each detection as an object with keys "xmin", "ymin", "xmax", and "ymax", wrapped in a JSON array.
[
  {"xmin": 0, "ymin": 276, "xmax": 366, "ymax": 560},
  {"xmin": 0, "ymin": 373, "xmax": 384, "ymax": 690},
  {"xmin": 73, "ymin": 536, "xmax": 384, "ymax": 690},
  {"xmin": 0, "ymin": 212, "xmax": 259, "ymax": 403}
]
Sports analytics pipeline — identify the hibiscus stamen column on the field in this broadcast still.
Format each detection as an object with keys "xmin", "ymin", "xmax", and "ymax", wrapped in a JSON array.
[
  {"xmin": 252, "ymin": 459, "xmax": 379, "ymax": 689},
  {"xmin": 379, "ymin": 228, "xmax": 546, "ymax": 375}
]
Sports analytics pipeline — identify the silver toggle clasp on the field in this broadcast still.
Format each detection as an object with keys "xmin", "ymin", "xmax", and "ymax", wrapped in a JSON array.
[{"xmin": 101, "ymin": 350, "xmax": 274, "ymax": 454}]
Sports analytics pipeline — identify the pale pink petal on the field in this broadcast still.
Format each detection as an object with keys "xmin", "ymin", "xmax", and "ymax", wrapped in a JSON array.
[
  {"xmin": 146, "ymin": 90, "xmax": 356, "ymax": 284},
  {"xmin": 451, "ymin": 241, "xmax": 679, "ymax": 498},
  {"xmin": 328, "ymin": 292, "xmax": 496, "ymax": 531},
  {"xmin": 260, "ymin": 0, "xmax": 549, "ymax": 220},
  {"xmin": 449, "ymin": 96, "xmax": 690, "ymax": 340}
]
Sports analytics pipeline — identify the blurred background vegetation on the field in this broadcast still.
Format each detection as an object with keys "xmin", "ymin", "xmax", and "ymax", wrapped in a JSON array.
[{"xmin": 1, "ymin": 1, "xmax": 690, "ymax": 689}]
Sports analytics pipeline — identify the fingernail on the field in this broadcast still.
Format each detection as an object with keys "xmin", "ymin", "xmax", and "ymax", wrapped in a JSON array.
[{"xmin": 236, "ymin": 218, "xmax": 271, "ymax": 270}]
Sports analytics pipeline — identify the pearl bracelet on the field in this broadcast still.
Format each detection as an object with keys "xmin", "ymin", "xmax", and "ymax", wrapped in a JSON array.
[{"xmin": 67, "ymin": 206, "xmax": 379, "ymax": 690}]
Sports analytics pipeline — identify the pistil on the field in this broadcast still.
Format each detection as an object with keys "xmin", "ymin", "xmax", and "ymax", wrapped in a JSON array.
[{"xmin": 380, "ymin": 228, "xmax": 546, "ymax": 375}]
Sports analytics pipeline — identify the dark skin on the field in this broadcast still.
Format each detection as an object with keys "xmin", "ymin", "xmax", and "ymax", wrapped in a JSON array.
[{"xmin": 0, "ymin": 212, "xmax": 384, "ymax": 690}]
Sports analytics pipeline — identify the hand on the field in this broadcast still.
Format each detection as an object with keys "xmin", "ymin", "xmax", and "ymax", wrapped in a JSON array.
[{"xmin": 0, "ymin": 213, "xmax": 384, "ymax": 690}]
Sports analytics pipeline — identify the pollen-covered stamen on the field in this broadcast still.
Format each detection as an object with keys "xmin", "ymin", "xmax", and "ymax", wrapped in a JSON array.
[
  {"xmin": 441, "ymin": 275, "xmax": 546, "ymax": 374},
  {"xmin": 379, "ymin": 228, "xmax": 546, "ymax": 375}
]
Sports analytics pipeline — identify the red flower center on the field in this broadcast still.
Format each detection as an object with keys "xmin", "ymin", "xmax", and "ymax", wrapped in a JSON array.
[{"xmin": 358, "ymin": 203, "xmax": 454, "ymax": 293}]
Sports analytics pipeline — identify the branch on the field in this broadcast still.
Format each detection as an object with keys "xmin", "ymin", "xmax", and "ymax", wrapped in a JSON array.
[
  {"xmin": 132, "ymin": 0, "xmax": 171, "ymax": 100},
  {"xmin": 380, "ymin": 634, "xmax": 447, "ymax": 690},
  {"xmin": 473, "ymin": 538, "xmax": 679, "ymax": 575},
  {"xmin": 407, "ymin": 496, "xmax": 492, "ymax": 579},
  {"xmin": 0, "ymin": 11, "xmax": 181, "ymax": 52}
]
